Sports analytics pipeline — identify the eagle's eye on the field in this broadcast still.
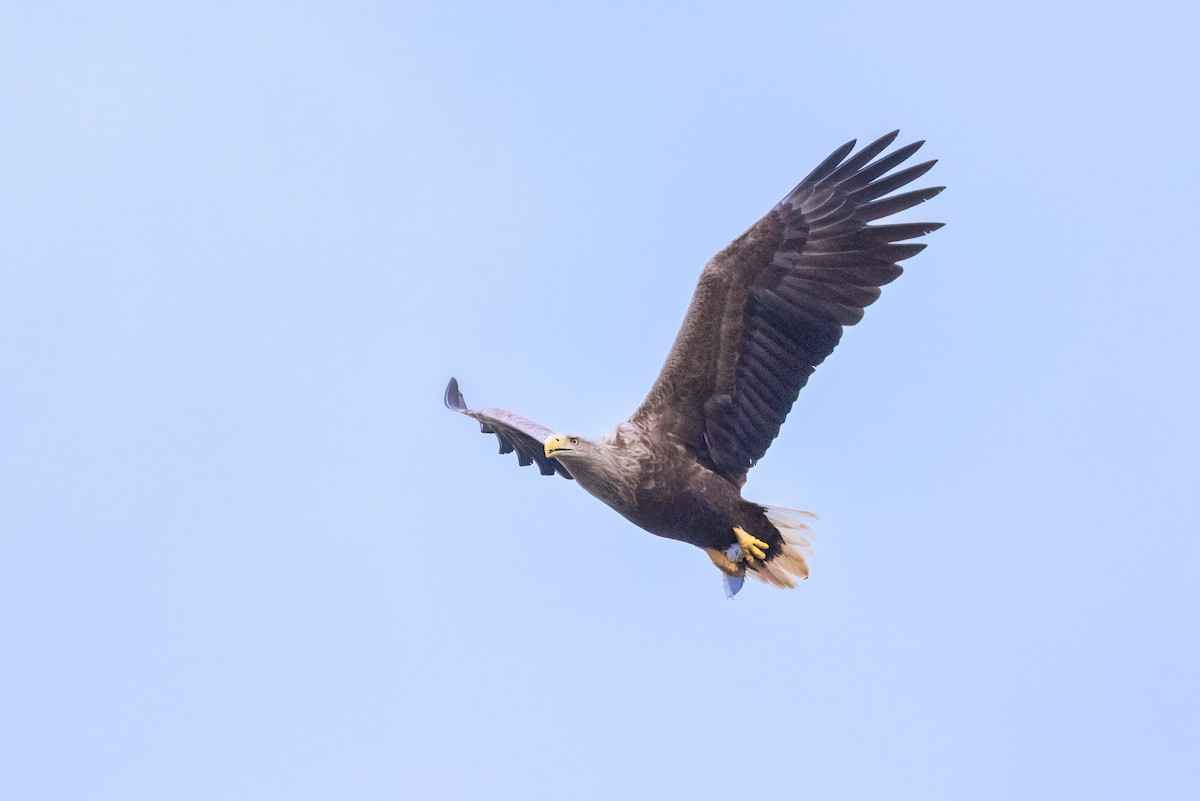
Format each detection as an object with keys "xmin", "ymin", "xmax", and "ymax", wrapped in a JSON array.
[{"xmin": 570, "ymin": 436, "xmax": 580, "ymax": 446}]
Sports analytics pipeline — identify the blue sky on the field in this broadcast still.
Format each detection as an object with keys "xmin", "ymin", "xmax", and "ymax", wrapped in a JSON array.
[{"xmin": 2, "ymin": 1, "xmax": 1197, "ymax": 799}]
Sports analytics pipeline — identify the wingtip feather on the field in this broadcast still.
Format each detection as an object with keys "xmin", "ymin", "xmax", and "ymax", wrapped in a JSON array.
[
  {"xmin": 444, "ymin": 377, "xmax": 468, "ymax": 412},
  {"xmin": 799, "ymin": 139, "xmax": 857, "ymax": 186}
]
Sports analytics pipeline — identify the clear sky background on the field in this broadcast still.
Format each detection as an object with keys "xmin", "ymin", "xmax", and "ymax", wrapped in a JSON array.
[{"xmin": 2, "ymin": 1, "xmax": 1197, "ymax": 799}]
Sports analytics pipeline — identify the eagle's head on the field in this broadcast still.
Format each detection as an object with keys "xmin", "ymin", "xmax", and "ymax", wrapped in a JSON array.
[
  {"xmin": 543, "ymin": 433, "xmax": 593, "ymax": 460},
  {"xmin": 544, "ymin": 429, "xmax": 637, "ymax": 508}
]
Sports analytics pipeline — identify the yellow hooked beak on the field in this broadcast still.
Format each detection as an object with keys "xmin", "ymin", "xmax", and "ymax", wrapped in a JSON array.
[{"xmin": 544, "ymin": 435, "xmax": 574, "ymax": 459}]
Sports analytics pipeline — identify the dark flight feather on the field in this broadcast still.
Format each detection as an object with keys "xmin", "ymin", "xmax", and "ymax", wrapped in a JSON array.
[{"xmin": 629, "ymin": 135, "xmax": 944, "ymax": 482}]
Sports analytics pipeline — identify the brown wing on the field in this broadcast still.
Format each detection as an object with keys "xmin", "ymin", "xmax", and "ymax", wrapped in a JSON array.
[
  {"xmin": 444, "ymin": 378, "xmax": 573, "ymax": 479},
  {"xmin": 629, "ymin": 131, "xmax": 943, "ymax": 484}
]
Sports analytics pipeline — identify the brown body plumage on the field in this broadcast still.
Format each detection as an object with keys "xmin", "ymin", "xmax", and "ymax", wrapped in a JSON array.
[{"xmin": 445, "ymin": 131, "xmax": 942, "ymax": 594}]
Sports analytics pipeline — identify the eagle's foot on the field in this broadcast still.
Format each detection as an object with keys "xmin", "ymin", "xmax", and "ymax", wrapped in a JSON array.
[
  {"xmin": 705, "ymin": 547, "xmax": 745, "ymax": 578},
  {"xmin": 733, "ymin": 526, "xmax": 769, "ymax": 564}
]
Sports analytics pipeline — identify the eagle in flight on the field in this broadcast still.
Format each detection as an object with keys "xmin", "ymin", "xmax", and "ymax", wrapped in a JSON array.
[{"xmin": 445, "ymin": 131, "xmax": 943, "ymax": 596}]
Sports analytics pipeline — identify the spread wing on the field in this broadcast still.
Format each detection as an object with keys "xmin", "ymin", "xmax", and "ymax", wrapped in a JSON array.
[
  {"xmin": 444, "ymin": 378, "xmax": 573, "ymax": 479},
  {"xmin": 629, "ymin": 131, "xmax": 943, "ymax": 484}
]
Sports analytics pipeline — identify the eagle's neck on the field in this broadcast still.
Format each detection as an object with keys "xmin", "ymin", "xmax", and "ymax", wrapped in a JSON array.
[{"xmin": 565, "ymin": 424, "xmax": 649, "ymax": 511}]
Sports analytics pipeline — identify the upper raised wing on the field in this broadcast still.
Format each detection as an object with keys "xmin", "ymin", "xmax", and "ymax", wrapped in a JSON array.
[
  {"xmin": 444, "ymin": 378, "xmax": 573, "ymax": 479},
  {"xmin": 629, "ymin": 131, "xmax": 943, "ymax": 484}
]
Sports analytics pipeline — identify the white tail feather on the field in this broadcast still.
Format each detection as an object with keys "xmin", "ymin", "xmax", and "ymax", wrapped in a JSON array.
[{"xmin": 748, "ymin": 505, "xmax": 818, "ymax": 589}]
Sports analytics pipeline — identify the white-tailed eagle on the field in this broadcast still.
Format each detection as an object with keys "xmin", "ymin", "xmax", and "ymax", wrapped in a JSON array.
[{"xmin": 445, "ymin": 132, "xmax": 943, "ymax": 596}]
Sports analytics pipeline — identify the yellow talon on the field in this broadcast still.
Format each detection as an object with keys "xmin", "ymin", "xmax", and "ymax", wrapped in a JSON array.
[
  {"xmin": 733, "ymin": 526, "xmax": 770, "ymax": 563},
  {"xmin": 705, "ymin": 547, "xmax": 744, "ymax": 578},
  {"xmin": 707, "ymin": 528, "xmax": 770, "ymax": 575}
]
